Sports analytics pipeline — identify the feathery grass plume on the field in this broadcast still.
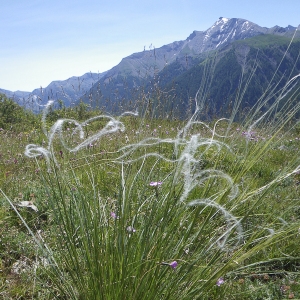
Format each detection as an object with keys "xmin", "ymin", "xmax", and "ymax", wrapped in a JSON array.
[
  {"xmin": 24, "ymin": 100, "xmax": 138, "ymax": 170},
  {"xmin": 6, "ymin": 29, "xmax": 300, "ymax": 298}
]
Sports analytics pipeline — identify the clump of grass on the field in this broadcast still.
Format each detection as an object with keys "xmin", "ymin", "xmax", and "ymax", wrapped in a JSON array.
[{"xmin": 2, "ymin": 35, "xmax": 300, "ymax": 299}]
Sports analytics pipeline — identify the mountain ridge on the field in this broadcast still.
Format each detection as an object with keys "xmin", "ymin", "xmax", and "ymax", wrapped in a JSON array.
[
  {"xmin": 97, "ymin": 17, "xmax": 298, "ymax": 82},
  {"xmin": 1, "ymin": 17, "xmax": 299, "ymax": 116},
  {"xmin": 1, "ymin": 72, "xmax": 106, "ymax": 111}
]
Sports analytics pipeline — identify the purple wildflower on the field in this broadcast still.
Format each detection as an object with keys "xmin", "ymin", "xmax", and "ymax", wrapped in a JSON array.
[
  {"xmin": 216, "ymin": 277, "xmax": 225, "ymax": 286},
  {"xmin": 111, "ymin": 212, "xmax": 117, "ymax": 219},
  {"xmin": 149, "ymin": 181, "xmax": 162, "ymax": 187},
  {"xmin": 169, "ymin": 261, "xmax": 178, "ymax": 269},
  {"xmin": 242, "ymin": 130, "xmax": 256, "ymax": 140}
]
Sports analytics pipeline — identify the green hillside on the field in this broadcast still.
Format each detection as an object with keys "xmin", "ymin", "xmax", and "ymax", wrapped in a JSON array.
[
  {"xmin": 159, "ymin": 35, "xmax": 300, "ymax": 119},
  {"xmin": 79, "ymin": 35, "xmax": 300, "ymax": 121}
]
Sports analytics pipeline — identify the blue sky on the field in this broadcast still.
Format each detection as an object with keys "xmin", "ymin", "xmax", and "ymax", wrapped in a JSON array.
[{"xmin": 1, "ymin": 0, "xmax": 299, "ymax": 92}]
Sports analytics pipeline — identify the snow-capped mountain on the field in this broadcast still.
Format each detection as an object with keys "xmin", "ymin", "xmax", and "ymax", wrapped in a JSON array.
[
  {"xmin": 97, "ymin": 17, "xmax": 298, "ymax": 82},
  {"xmin": 79, "ymin": 17, "xmax": 299, "ymax": 113}
]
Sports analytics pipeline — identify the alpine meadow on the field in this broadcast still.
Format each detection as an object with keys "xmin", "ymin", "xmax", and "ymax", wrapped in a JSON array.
[{"xmin": 1, "ymin": 17, "xmax": 300, "ymax": 299}]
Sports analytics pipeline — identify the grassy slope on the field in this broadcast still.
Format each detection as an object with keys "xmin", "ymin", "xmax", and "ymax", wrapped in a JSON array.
[{"xmin": 0, "ymin": 113, "xmax": 300, "ymax": 299}]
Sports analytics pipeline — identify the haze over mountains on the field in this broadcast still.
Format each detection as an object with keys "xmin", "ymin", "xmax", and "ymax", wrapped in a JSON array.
[
  {"xmin": 2, "ymin": 17, "xmax": 300, "ymax": 116},
  {"xmin": 0, "ymin": 72, "xmax": 106, "ymax": 112}
]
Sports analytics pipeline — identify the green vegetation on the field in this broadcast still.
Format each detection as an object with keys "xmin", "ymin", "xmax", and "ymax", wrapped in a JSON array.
[
  {"xmin": 1, "ymin": 34, "xmax": 300, "ymax": 298},
  {"xmin": 236, "ymin": 34, "xmax": 300, "ymax": 48},
  {"xmin": 162, "ymin": 36, "xmax": 300, "ymax": 120},
  {"xmin": 0, "ymin": 94, "xmax": 40, "ymax": 131},
  {"xmin": 80, "ymin": 35, "xmax": 300, "ymax": 122},
  {"xmin": 1, "ymin": 73, "xmax": 300, "ymax": 299}
]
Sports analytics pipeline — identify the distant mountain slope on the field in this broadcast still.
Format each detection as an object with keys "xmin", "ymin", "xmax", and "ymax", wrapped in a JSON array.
[
  {"xmin": 2, "ymin": 17, "xmax": 299, "ymax": 117},
  {"xmin": 28, "ymin": 72, "xmax": 107, "ymax": 111},
  {"xmin": 158, "ymin": 35, "xmax": 300, "ymax": 119},
  {"xmin": 0, "ymin": 89, "xmax": 30, "ymax": 99},
  {"xmin": 0, "ymin": 88, "xmax": 30, "ymax": 106},
  {"xmin": 80, "ymin": 17, "xmax": 300, "ymax": 117},
  {"xmin": 1, "ymin": 72, "xmax": 106, "ymax": 111},
  {"xmin": 95, "ymin": 18, "xmax": 298, "ymax": 81}
]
